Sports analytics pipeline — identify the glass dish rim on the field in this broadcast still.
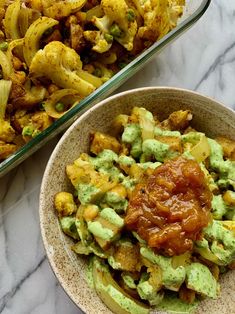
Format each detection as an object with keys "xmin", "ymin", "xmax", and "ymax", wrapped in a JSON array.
[{"xmin": 0, "ymin": 0, "xmax": 211, "ymax": 176}]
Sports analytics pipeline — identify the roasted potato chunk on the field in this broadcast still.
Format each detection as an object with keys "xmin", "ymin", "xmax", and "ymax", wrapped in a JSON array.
[
  {"xmin": 161, "ymin": 110, "xmax": 192, "ymax": 131},
  {"xmin": 155, "ymin": 135, "xmax": 182, "ymax": 153},
  {"xmin": 54, "ymin": 192, "xmax": 77, "ymax": 217},
  {"xmin": 90, "ymin": 131, "xmax": 121, "ymax": 155},
  {"xmin": 179, "ymin": 285, "xmax": 196, "ymax": 304},
  {"xmin": 112, "ymin": 242, "xmax": 141, "ymax": 272},
  {"xmin": 216, "ymin": 136, "xmax": 235, "ymax": 160}
]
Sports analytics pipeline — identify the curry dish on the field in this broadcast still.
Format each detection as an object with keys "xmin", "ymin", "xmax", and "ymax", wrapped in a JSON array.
[
  {"xmin": 0, "ymin": 0, "xmax": 185, "ymax": 161},
  {"xmin": 54, "ymin": 107, "xmax": 235, "ymax": 314}
]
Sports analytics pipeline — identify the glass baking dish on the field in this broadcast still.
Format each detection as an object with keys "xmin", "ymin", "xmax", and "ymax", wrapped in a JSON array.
[{"xmin": 0, "ymin": 0, "xmax": 211, "ymax": 177}]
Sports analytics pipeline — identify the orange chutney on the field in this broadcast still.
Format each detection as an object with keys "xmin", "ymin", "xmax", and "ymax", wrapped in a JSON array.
[{"xmin": 125, "ymin": 156, "xmax": 212, "ymax": 256}]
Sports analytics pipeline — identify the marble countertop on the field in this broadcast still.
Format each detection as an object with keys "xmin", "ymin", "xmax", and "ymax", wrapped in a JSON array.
[{"xmin": 1, "ymin": 1, "xmax": 235, "ymax": 313}]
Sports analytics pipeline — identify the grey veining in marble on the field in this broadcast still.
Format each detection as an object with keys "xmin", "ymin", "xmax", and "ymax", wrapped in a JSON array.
[{"xmin": 1, "ymin": 1, "xmax": 235, "ymax": 313}]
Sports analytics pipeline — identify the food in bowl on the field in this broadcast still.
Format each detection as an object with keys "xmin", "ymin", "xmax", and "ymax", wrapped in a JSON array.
[
  {"xmin": 54, "ymin": 106, "xmax": 235, "ymax": 314},
  {"xmin": 0, "ymin": 0, "xmax": 185, "ymax": 162}
]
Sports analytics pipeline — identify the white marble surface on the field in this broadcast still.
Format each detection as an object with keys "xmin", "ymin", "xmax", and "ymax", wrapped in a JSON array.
[{"xmin": 1, "ymin": 1, "xmax": 235, "ymax": 313}]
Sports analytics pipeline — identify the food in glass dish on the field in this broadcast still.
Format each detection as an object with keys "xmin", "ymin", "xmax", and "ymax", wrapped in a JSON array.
[
  {"xmin": 0, "ymin": 0, "xmax": 185, "ymax": 162},
  {"xmin": 54, "ymin": 107, "xmax": 235, "ymax": 314}
]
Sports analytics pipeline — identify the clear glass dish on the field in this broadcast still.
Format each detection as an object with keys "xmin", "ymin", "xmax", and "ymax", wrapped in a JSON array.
[{"xmin": 0, "ymin": 0, "xmax": 211, "ymax": 177}]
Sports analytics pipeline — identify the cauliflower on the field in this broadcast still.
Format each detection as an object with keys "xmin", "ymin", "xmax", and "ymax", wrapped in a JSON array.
[
  {"xmin": 168, "ymin": 0, "xmax": 185, "ymax": 29},
  {"xmin": 132, "ymin": 0, "xmax": 184, "ymax": 42},
  {"xmin": 29, "ymin": 41, "xmax": 97, "ymax": 96},
  {"xmin": 28, "ymin": 0, "xmax": 87, "ymax": 19},
  {"xmin": 0, "ymin": 80, "xmax": 16, "ymax": 143},
  {"xmin": 10, "ymin": 80, "xmax": 46, "ymax": 109},
  {"xmin": 101, "ymin": 0, "xmax": 137, "ymax": 51},
  {"xmin": 54, "ymin": 192, "xmax": 77, "ymax": 217},
  {"xmin": 84, "ymin": 30, "xmax": 112, "ymax": 54},
  {"xmin": 11, "ymin": 110, "xmax": 32, "ymax": 133},
  {"xmin": 0, "ymin": 141, "xmax": 17, "ymax": 161},
  {"xmin": 87, "ymin": 0, "xmax": 137, "ymax": 52},
  {"xmin": 92, "ymin": 62, "xmax": 114, "ymax": 82},
  {"xmin": 21, "ymin": 111, "xmax": 53, "ymax": 142},
  {"xmin": 84, "ymin": 15, "xmax": 113, "ymax": 53},
  {"xmin": 0, "ymin": 120, "xmax": 15, "ymax": 143}
]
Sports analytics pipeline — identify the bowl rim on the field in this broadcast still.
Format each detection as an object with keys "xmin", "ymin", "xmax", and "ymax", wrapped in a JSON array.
[{"xmin": 39, "ymin": 86, "xmax": 235, "ymax": 314}]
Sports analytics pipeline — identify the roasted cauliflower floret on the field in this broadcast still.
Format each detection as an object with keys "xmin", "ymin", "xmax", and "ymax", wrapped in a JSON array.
[
  {"xmin": 132, "ymin": 0, "xmax": 184, "ymax": 42},
  {"xmin": 84, "ymin": 29, "xmax": 112, "ymax": 54},
  {"xmin": 0, "ymin": 79, "xmax": 16, "ymax": 143},
  {"xmin": 29, "ymin": 41, "xmax": 98, "ymax": 96},
  {"xmin": 54, "ymin": 192, "xmax": 77, "ymax": 217},
  {"xmin": 168, "ymin": 0, "xmax": 185, "ymax": 29},
  {"xmin": 11, "ymin": 110, "xmax": 32, "ymax": 133},
  {"xmin": 87, "ymin": 0, "xmax": 137, "ymax": 52},
  {"xmin": 29, "ymin": 0, "xmax": 87, "ymax": 19},
  {"xmin": 31, "ymin": 111, "xmax": 53, "ymax": 131},
  {"xmin": 102, "ymin": 0, "xmax": 138, "ymax": 51},
  {"xmin": 0, "ymin": 120, "xmax": 15, "ymax": 142},
  {"xmin": 13, "ymin": 110, "xmax": 53, "ymax": 142},
  {"xmin": 10, "ymin": 81, "xmax": 46, "ymax": 109},
  {"xmin": 84, "ymin": 15, "xmax": 112, "ymax": 53},
  {"xmin": 0, "ymin": 141, "xmax": 17, "ymax": 160}
]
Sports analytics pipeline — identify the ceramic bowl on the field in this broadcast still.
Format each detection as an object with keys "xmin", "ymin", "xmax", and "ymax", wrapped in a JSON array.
[{"xmin": 39, "ymin": 87, "xmax": 235, "ymax": 314}]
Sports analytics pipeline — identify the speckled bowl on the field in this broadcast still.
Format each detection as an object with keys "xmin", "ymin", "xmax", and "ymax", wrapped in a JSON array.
[{"xmin": 39, "ymin": 87, "xmax": 235, "ymax": 314}]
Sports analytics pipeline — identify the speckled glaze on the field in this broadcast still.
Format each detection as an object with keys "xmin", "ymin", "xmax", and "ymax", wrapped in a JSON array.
[{"xmin": 39, "ymin": 87, "xmax": 235, "ymax": 314}]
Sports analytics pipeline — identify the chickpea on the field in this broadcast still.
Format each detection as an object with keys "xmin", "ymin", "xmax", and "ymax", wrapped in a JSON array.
[{"xmin": 83, "ymin": 204, "xmax": 99, "ymax": 222}]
